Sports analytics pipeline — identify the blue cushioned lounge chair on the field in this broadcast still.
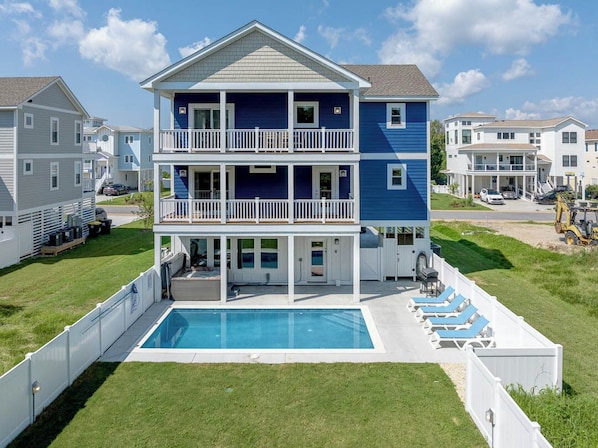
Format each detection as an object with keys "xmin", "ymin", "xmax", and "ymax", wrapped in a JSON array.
[
  {"xmin": 414, "ymin": 294, "xmax": 468, "ymax": 322},
  {"xmin": 429, "ymin": 316, "xmax": 495, "ymax": 349},
  {"xmin": 421, "ymin": 304, "xmax": 479, "ymax": 334},
  {"xmin": 407, "ymin": 286, "xmax": 455, "ymax": 312}
]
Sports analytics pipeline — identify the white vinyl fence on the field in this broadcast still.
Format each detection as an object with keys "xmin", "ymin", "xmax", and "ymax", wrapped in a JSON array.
[
  {"xmin": 432, "ymin": 254, "xmax": 560, "ymax": 447},
  {"xmin": 466, "ymin": 351, "xmax": 552, "ymax": 448},
  {"xmin": 0, "ymin": 267, "xmax": 157, "ymax": 448}
]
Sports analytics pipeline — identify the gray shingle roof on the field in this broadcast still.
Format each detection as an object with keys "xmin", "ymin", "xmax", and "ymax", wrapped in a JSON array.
[
  {"xmin": 458, "ymin": 143, "xmax": 538, "ymax": 151},
  {"xmin": 0, "ymin": 76, "xmax": 60, "ymax": 107},
  {"xmin": 479, "ymin": 117, "xmax": 574, "ymax": 129},
  {"xmin": 342, "ymin": 65, "xmax": 438, "ymax": 98}
]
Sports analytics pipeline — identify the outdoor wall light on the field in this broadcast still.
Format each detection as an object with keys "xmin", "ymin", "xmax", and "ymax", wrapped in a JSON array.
[
  {"xmin": 32, "ymin": 381, "xmax": 41, "ymax": 395},
  {"xmin": 334, "ymin": 238, "xmax": 340, "ymax": 245},
  {"xmin": 178, "ymin": 106, "xmax": 187, "ymax": 115},
  {"xmin": 485, "ymin": 408, "xmax": 494, "ymax": 424},
  {"xmin": 333, "ymin": 106, "xmax": 342, "ymax": 114}
]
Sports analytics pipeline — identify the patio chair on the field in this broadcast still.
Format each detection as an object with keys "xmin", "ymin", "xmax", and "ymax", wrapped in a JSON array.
[
  {"xmin": 429, "ymin": 316, "xmax": 495, "ymax": 349},
  {"xmin": 407, "ymin": 286, "xmax": 455, "ymax": 311},
  {"xmin": 414, "ymin": 294, "xmax": 468, "ymax": 322},
  {"xmin": 421, "ymin": 304, "xmax": 479, "ymax": 334}
]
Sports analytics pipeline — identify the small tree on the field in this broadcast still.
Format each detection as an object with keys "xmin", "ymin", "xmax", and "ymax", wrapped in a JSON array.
[
  {"xmin": 130, "ymin": 193, "xmax": 154, "ymax": 230},
  {"xmin": 449, "ymin": 183, "xmax": 459, "ymax": 195}
]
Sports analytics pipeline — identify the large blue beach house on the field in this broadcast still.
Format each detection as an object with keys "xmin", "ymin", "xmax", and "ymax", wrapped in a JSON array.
[{"xmin": 141, "ymin": 21, "xmax": 438, "ymax": 302}]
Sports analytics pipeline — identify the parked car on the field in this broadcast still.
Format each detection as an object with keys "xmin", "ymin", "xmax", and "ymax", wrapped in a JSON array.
[
  {"xmin": 480, "ymin": 188, "xmax": 505, "ymax": 205},
  {"xmin": 500, "ymin": 186, "xmax": 518, "ymax": 200},
  {"xmin": 95, "ymin": 207, "xmax": 107, "ymax": 220},
  {"xmin": 102, "ymin": 184, "xmax": 128, "ymax": 196},
  {"xmin": 535, "ymin": 191, "xmax": 557, "ymax": 204}
]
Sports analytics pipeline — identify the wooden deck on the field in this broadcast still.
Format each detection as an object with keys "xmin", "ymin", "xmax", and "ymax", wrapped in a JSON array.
[{"xmin": 40, "ymin": 237, "xmax": 86, "ymax": 256}]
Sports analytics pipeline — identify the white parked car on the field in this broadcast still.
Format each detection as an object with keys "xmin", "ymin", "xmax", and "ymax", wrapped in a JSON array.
[
  {"xmin": 480, "ymin": 188, "xmax": 505, "ymax": 205},
  {"xmin": 501, "ymin": 186, "xmax": 518, "ymax": 200}
]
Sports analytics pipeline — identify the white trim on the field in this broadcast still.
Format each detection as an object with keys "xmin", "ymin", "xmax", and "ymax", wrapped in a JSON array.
[
  {"xmin": 153, "ymin": 224, "xmax": 361, "ymax": 236},
  {"xmin": 387, "ymin": 163, "xmax": 407, "ymax": 190},
  {"xmin": 360, "ymin": 153, "xmax": 427, "ymax": 160},
  {"xmin": 50, "ymin": 161, "xmax": 59, "ymax": 191},
  {"xmin": 386, "ymin": 103, "xmax": 406, "ymax": 129},
  {"xmin": 50, "ymin": 117, "xmax": 59, "ymax": 145},
  {"xmin": 362, "ymin": 96, "xmax": 438, "ymax": 102},
  {"xmin": 249, "ymin": 165, "xmax": 276, "ymax": 173},
  {"xmin": 189, "ymin": 103, "xmax": 235, "ymax": 129},
  {"xmin": 23, "ymin": 103, "xmax": 85, "ymax": 115},
  {"xmin": 149, "ymin": 81, "xmax": 359, "ymax": 91},
  {"xmin": 153, "ymin": 152, "xmax": 360, "ymax": 164},
  {"xmin": 23, "ymin": 159, "xmax": 33, "ymax": 175},
  {"xmin": 294, "ymin": 101, "xmax": 319, "ymax": 128},
  {"xmin": 16, "ymin": 153, "xmax": 86, "ymax": 160},
  {"xmin": 24, "ymin": 113, "xmax": 34, "ymax": 129},
  {"xmin": 312, "ymin": 166, "xmax": 339, "ymax": 199}
]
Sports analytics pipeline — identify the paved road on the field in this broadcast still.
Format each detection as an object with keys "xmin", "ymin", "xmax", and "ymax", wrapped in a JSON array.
[
  {"xmin": 432, "ymin": 198, "xmax": 555, "ymax": 222},
  {"xmin": 98, "ymin": 205, "xmax": 140, "ymax": 227}
]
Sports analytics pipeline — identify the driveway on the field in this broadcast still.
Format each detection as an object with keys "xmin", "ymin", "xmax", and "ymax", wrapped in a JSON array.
[{"xmin": 432, "ymin": 198, "xmax": 555, "ymax": 222}]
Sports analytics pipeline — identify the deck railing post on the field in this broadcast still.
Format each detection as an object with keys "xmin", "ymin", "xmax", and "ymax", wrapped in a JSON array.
[
  {"xmin": 321, "ymin": 197, "xmax": 326, "ymax": 223},
  {"xmin": 321, "ymin": 127, "xmax": 326, "ymax": 152},
  {"xmin": 255, "ymin": 197, "xmax": 260, "ymax": 223},
  {"xmin": 188, "ymin": 198, "xmax": 192, "ymax": 223},
  {"xmin": 255, "ymin": 127, "xmax": 259, "ymax": 153}
]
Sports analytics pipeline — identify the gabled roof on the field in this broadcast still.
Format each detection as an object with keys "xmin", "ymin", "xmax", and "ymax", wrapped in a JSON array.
[
  {"xmin": 0, "ymin": 76, "xmax": 88, "ymax": 116},
  {"xmin": 444, "ymin": 112, "xmax": 496, "ymax": 121},
  {"xmin": 342, "ymin": 65, "xmax": 437, "ymax": 98},
  {"xmin": 479, "ymin": 116, "xmax": 586, "ymax": 129},
  {"xmin": 96, "ymin": 124, "xmax": 149, "ymax": 133},
  {"xmin": 140, "ymin": 21, "xmax": 371, "ymax": 91}
]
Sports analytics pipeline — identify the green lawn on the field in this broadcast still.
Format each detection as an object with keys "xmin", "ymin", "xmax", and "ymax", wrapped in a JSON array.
[
  {"xmin": 430, "ymin": 193, "xmax": 489, "ymax": 210},
  {"xmin": 10, "ymin": 363, "xmax": 486, "ymax": 448},
  {"xmin": 0, "ymin": 221, "xmax": 153, "ymax": 373},
  {"xmin": 431, "ymin": 221, "xmax": 598, "ymax": 445},
  {"xmin": 97, "ymin": 190, "xmax": 169, "ymax": 205}
]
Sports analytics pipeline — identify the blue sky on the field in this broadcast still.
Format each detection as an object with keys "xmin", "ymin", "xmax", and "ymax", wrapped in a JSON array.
[{"xmin": 1, "ymin": 0, "xmax": 596, "ymax": 129}]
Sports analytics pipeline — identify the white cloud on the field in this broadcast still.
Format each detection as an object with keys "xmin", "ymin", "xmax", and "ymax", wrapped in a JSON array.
[
  {"xmin": 47, "ymin": 19, "xmax": 84, "ymax": 46},
  {"xmin": 79, "ymin": 8, "xmax": 171, "ymax": 81},
  {"xmin": 378, "ymin": 31, "xmax": 442, "ymax": 77},
  {"xmin": 294, "ymin": 25, "xmax": 306, "ymax": 44},
  {"xmin": 508, "ymin": 97, "xmax": 598, "ymax": 122},
  {"xmin": 435, "ymin": 69, "xmax": 489, "ymax": 105},
  {"xmin": 502, "ymin": 58, "xmax": 533, "ymax": 81},
  {"xmin": 504, "ymin": 108, "xmax": 542, "ymax": 120},
  {"xmin": 381, "ymin": 0, "xmax": 572, "ymax": 78},
  {"xmin": 178, "ymin": 37, "xmax": 212, "ymax": 58},
  {"xmin": 22, "ymin": 36, "xmax": 46, "ymax": 65},
  {"xmin": 318, "ymin": 25, "xmax": 371, "ymax": 50},
  {"xmin": 0, "ymin": 1, "xmax": 39, "ymax": 17},
  {"xmin": 48, "ymin": 0, "xmax": 84, "ymax": 19}
]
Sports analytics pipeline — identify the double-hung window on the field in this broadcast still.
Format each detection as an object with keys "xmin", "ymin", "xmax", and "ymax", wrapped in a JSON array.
[
  {"xmin": 74, "ymin": 121, "xmax": 82, "ymax": 145},
  {"xmin": 50, "ymin": 117, "xmax": 59, "ymax": 145},
  {"xmin": 562, "ymin": 155, "xmax": 578, "ymax": 167},
  {"xmin": 462, "ymin": 129, "xmax": 471, "ymax": 144},
  {"xmin": 74, "ymin": 161, "xmax": 82, "ymax": 186},
  {"xmin": 386, "ymin": 103, "xmax": 406, "ymax": 129},
  {"xmin": 387, "ymin": 163, "xmax": 407, "ymax": 190},
  {"xmin": 50, "ymin": 162, "xmax": 59, "ymax": 190},
  {"xmin": 260, "ymin": 239, "xmax": 278, "ymax": 269},
  {"xmin": 562, "ymin": 132, "xmax": 577, "ymax": 143}
]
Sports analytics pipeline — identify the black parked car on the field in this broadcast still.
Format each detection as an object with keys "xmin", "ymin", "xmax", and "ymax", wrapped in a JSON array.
[
  {"xmin": 102, "ymin": 184, "xmax": 128, "ymax": 196},
  {"xmin": 535, "ymin": 191, "xmax": 557, "ymax": 204}
]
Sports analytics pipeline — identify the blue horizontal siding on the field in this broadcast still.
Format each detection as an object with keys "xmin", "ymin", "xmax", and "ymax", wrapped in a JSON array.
[
  {"xmin": 173, "ymin": 165, "xmax": 189, "ymax": 199},
  {"xmin": 359, "ymin": 159, "xmax": 427, "ymax": 220},
  {"xmin": 295, "ymin": 93, "xmax": 350, "ymax": 129},
  {"xmin": 235, "ymin": 166, "xmax": 288, "ymax": 199},
  {"xmin": 360, "ymin": 102, "xmax": 428, "ymax": 154}
]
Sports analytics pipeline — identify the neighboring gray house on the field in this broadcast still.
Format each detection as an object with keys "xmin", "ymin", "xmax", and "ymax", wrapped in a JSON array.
[{"xmin": 0, "ymin": 76, "xmax": 94, "ymax": 266}]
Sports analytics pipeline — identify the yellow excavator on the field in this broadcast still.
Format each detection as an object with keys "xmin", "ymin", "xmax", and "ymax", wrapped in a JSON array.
[{"xmin": 554, "ymin": 194, "xmax": 598, "ymax": 245}]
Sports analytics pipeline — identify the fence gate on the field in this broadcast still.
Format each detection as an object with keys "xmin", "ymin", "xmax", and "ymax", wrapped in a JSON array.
[{"xmin": 382, "ymin": 227, "xmax": 415, "ymax": 280}]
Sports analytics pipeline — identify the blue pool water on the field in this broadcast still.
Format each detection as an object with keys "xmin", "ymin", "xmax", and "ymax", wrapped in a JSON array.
[{"xmin": 141, "ymin": 308, "xmax": 374, "ymax": 349}]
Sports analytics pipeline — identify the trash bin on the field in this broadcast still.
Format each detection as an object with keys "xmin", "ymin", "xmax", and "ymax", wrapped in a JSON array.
[
  {"xmin": 87, "ymin": 221, "xmax": 102, "ymax": 237},
  {"xmin": 430, "ymin": 243, "xmax": 441, "ymax": 257},
  {"xmin": 48, "ymin": 232, "xmax": 63, "ymax": 246},
  {"xmin": 100, "ymin": 219, "xmax": 112, "ymax": 234}
]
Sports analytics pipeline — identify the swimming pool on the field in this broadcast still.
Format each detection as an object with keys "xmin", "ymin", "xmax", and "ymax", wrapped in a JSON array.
[{"xmin": 141, "ymin": 308, "xmax": 374, "ymax": 349}]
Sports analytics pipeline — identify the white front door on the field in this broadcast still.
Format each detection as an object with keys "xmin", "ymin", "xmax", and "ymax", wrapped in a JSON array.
[{"xmin": 309, "ymin": 239, "xmax": 326, "ymax": 282}]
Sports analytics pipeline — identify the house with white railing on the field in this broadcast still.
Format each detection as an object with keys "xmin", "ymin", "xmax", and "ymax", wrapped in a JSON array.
[
  {"xmin": 140, "ymin": 21, "xmax": 438, "ymax": 301},
  {"xmin": 444, "ymin": 113, "xmax": 586, "ymax": 199}
]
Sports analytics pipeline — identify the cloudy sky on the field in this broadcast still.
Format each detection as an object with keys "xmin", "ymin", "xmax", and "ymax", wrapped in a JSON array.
[{"xmin": 1, "ymin": 0, "xmax": 596, "ymax": 129}]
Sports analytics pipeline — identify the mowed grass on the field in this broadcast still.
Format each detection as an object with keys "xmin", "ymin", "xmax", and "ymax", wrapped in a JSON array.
[
  {"xmin": 431, "ymin": 221, "xmax": 598, "ymax": 445},
  {"xmin": 430, "ymin": 193, "xmax": 489, "ymax": 210},
  {"xmin": 0, "ymin": 221, "xmax": 153, "ymax": 373},
  {"xmin": 10, "ymin": 362, "xmax": 486, "ymax": 448}
]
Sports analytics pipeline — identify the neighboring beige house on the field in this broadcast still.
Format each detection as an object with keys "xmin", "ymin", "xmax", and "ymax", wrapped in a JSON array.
[{"xmin": 585, "ymin": 129, "xmax": 598, "ymax": 186}]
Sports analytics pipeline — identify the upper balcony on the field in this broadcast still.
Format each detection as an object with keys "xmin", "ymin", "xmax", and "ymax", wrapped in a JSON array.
[
  {"xmin": 467, "ymin": 163, "xmax": 536, "ymax": 173},
  {"xmin": 160, "ymin": 128, "xmax": 354, "ymax": 153}
]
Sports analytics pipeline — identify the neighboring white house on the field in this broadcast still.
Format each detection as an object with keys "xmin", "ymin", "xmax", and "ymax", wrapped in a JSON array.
[
  {"xmin": 585, "ymin": 130, "xmax": 598, "ymax": 186},
  {"xmin": 0, "ymin": 76, "xmax": 94, "ymax": 267},
  {"xmin": 85, "ymin": 123, "xmax": 154, "ymax": 192},
  {"xmin": 444, "ymin": 113, "xmax": 586, "ymax": 199}
]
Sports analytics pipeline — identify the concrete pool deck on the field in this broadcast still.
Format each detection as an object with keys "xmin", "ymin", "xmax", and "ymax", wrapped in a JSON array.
[{"xmin": 100, "ymin": 280, "xmax": 467, "ymax": 364}]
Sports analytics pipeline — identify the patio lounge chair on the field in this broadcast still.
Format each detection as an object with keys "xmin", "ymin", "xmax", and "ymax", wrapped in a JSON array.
[
  {"xmin": 429, "ymin": 316, "xmax": 495, "ymax": 349},
  {"xmin": 421, "ymin": 304, "xmax": 479, "ymax": 334},
  {"xmin": 407, "ymin": 286, "xmax": 455, "ymax": 311},
  {"xmin": 414, "ymin": 294, "xmax": 468, "ymax": 322}
]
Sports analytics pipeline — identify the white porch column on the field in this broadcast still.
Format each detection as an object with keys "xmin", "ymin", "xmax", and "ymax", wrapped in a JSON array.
[
  {"xmin": 534, "ymin": 153, "xmax": 538, "ymax": 193},
  {"xmin": 353, "ymin": 162, "xmax": 360, "ymax": 223},
  {"xmin": 523, "ymin": 175, "xmax": 527, "ymax": 199},
  {"xmin": 153, "ymin": 91, "xmax": 161, "ymax": 220},
  {"xmin": 353, "ymin": 234, "xmax": 360, "ymax": 303},
  {"xmin": 220, "ymin": 163, "xmax": 226, "ymax": 224},
  {"xmin": 154, "ymin": 233, "xmax": 162, "ymax": 302},
  {"xmin": 288, "ymin": 90, "xmax": 294, "ymax": 152},
  {"xmin": 288, "ymin": 235, "xmax": 295, "ymax": 303},
  {"xmin": 288, "ymin": 163, "xmax": 294, "ymax": 223},
  {"xmin": 220, "ymin": 90, "xmax": 226, "ymax": 153},
  {"xmin": 154, "ymin": 157, "xmax": 161, "ymax": 223},
  {"xmin": 220, "ymin": 235, "xmax": 228, "ymax": 303},
  {"xmin": 352, "ymin": 89, "xmax": 359, "ymax": 152}
]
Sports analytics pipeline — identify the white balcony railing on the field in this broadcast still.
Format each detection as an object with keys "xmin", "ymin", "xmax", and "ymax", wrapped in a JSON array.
[
  {"xmin": 468, "ymin": 164, "xmax": 536, "ymax": 172},
  {"xmin": 159, "ymin": 198, "xmax": 355, "ymax": 224},
  {"xmin": 159, "ymin": 128, "xmax": 354, "ymax": 153}
]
